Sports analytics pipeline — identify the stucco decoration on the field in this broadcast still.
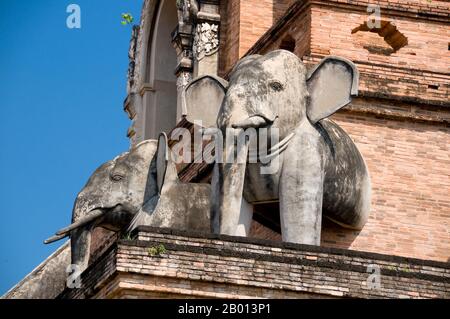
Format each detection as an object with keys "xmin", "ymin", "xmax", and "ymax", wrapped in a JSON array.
[
  {"xmin": 177, "ymin": 72, "xmax": 193, "ymax": 92},
  {"xmin": 176, "ymin": 0, "xmax": 199, "ymax": 25},
  {"xmin": 127, "ymin": 25, "xmax": 140, "ymax": 91},
  {"xmin": 193, "ymin": 22, "xmax": 219, "ymax": 61}
]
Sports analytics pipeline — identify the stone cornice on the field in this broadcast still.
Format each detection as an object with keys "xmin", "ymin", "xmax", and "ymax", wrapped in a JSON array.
[
  {"xmin": 58, "ymin": 227, "xmax": 450, "ymax": 299},
  {"xmin": 139, "ymin": 83, "xmax": 155, "ymax": 96}
]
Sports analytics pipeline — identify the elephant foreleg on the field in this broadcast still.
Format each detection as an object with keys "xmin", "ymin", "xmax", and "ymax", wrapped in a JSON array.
[{"xmin": 280, "ymin": 131, "xmax": 325, "ymax": 245}]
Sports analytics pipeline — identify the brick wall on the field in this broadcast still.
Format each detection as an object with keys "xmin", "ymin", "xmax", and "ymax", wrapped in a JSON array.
[
  {"xmin": 219, "ymin": 0, "xmax": 297, "ymax": 76},
  {"xmin": 250, "ymin": 1, "xmax": 449, "ymax": 106},
  {"xmin": 260, "ymin": 6, "xmax": 312, "ymax": 60},
  {"xmin": 327, "ymin": 107, "xmax": 449, "ymax": 261},
  {"xmin": 60, "ymin": 228, "xmax": 450, "ymax": 299},
  {"xmin": 239, "ymin": 0, "xmax": 276, "ymax": 55},
  {"xmin": 219, "ymin": 0, "xmax": 240, "ymax": 77},
  {"xmin": 220, "ymin": 0, "xmax": 450, "ymax": 76},
  {"xmin": 274, "ymin": 0, "xmax": 297, "ymax": 22},
  {"xmin": 308, "ymin": 4, "xmax": 449, "ymax": 106}
]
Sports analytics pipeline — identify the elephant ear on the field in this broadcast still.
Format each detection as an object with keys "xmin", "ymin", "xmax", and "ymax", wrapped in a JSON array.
[
  {"xmin": 306, "ymin": 56, "xmax": 359, "ymax": 124},
  {"xmin": 156, "ymin": 133, "xmax": 179, "ymax": 194},
  {"xmin": 183, "ymin": 75, "xmax": 228, "ymax": 128}
]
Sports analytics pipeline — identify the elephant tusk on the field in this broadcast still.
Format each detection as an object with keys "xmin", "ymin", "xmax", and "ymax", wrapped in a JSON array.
[
  {"xmin": 248, "ymin": 133, "xmax": 295, "ymax": 162},
  {"xmin": 55, "ymin": 209, "xmax": 104, "ymax": 236},
  {"xmin": 44, "ymin": 233, "xmax": 68, "ymax": 244},
  {"xmin": 261, "ymin": 133, "xmax": 295, "ymax": 161}
]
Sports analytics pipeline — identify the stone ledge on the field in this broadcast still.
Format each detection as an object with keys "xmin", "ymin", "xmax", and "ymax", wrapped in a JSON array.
[
  {"xmin": 132, "ymin": 226, "xmax": 450, "ymax": 270},
  {"xmin": 59, "ymin": 227, "xmax": 450, "ymax": 299}
]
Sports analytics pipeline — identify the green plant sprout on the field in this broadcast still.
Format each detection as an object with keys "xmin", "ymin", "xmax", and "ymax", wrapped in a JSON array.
[
  {"xmin": 121, "ymin": 13, "xmax": 134, "ymax": 25},
  {"xmin": 148, "ymin": 244, "xmax": 167, "ymax": 256},
  {"xmin": 121, "ymin": 232, "xmax": 133, "ymax": 240}
]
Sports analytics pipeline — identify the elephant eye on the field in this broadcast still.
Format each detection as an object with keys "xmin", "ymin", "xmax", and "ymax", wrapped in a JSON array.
[
  {"xmin": 110, "ymin": 173, "xmax": 125, "ymax": 182},
  {"xmin": 269, "ymin": 80, "xmax": 284, "ymax": 92}
]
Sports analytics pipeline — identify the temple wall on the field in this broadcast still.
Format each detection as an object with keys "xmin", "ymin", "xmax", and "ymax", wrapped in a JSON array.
[{"xmin": 326, "ymin": 109, "xmax": 450, "ymax": 262}]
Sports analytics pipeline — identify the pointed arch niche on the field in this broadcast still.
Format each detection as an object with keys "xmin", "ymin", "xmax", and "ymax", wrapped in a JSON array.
[{"xmin": 141, "ymin": 0, "xmax": 178, "ymax": 140}]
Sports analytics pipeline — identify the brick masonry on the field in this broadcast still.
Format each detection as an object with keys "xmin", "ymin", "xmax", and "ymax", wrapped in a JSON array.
[
  {"xmin": 242, "ymin": 0, "xmax": 449, "ymax": 107},
  {"xmin": 60, "ymin": 227, "xmax": 450, "ymax": 299},
  {"xmin": 327, "ymin": 108, "xmax": 449, "ymax": 261}
]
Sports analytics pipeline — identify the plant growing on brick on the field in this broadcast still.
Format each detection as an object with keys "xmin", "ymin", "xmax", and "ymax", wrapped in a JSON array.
[
  {"xmin": 148, "ymin": 244, "xmax": 167, "ymax": 257},
  {"xmin": 121, "ymin": 232, "xmax": 133, "ymax": 241}
]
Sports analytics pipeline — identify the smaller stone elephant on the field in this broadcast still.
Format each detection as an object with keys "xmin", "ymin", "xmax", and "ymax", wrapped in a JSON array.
[{"xmin": 45, "ymin": 134, "xmax": 211, "ymax": 272}]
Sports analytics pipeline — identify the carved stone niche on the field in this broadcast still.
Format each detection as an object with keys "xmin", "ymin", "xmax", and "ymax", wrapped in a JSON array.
[{"xmin": 182, "ymin": 75, "xmax": 227, "ymax": 128}]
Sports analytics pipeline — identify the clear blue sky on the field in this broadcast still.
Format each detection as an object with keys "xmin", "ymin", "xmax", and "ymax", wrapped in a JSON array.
[{"xmin": 0, "ymin": 0, "xmax": 143, "ymax": 295}]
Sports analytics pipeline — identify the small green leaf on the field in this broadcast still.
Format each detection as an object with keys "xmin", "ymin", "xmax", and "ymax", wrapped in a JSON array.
[{"xmin": 121, "ymin": 13, "xmax": 134, "ymax": 26}]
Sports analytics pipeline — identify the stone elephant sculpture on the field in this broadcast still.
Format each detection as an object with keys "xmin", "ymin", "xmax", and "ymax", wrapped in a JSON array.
[
  {"xmin": 205, "ymin": 50, "xmax": 371, "ymax": 245},
  {"xmin": 45, "ymin": 134, "xmax": 211, "ymax": 272}
]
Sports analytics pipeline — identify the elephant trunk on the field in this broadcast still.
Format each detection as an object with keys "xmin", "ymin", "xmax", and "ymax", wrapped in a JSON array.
[
  {"xmin": 68, "ymin": 204, "xmax": 105, "ymax": 271},
  {"xmin": 231, "ymin": 115, "xmax": 269, "ymax": 130},
  {"xmin": 211, "ymin": 128, "xmax": 251, "ymax": 235}
]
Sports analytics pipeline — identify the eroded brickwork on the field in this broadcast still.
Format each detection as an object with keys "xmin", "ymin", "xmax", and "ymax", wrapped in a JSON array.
[{"xmin": 307, "ymin": 4, "xmax": 449, "ymax": 105}]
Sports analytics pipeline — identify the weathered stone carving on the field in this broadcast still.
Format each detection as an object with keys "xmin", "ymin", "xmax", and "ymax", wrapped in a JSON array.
[
  {"xmin": 193, "ymin": 22, "xmax": 219, "ymax": 61},
  {"xmin": 207, "ymin": 50, "xmax": 371, "ymax": 245},
  {"xmin": 127, "ymin": 25, "xmax": 139, "ymax": 91},
  {"xmin": 45, "ymin": 134, "xmax": 210, "ymax": 272},
  {"xmin": 176, "ymin": 0, "xmax": 199, "ymax": 25},
  {"xmin": 177, "ymin": 71, "xmax": 193, "ymax": 92},
  {"xmin": 177, "ymin": 72, "xmax": 192, "ymax": 105}
]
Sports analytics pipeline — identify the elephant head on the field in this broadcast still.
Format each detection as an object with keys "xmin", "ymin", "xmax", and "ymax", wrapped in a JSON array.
[
  {"xmin": 217, "ymin": 50, "xmax": 358, "ymax": 137},
  {"xmin": 206, "ymin": 50, "xmax": 370, "ymax": 245},
  {"xmin": 45, "ymin": 134, "xmax": 211, "ymax": 272}
]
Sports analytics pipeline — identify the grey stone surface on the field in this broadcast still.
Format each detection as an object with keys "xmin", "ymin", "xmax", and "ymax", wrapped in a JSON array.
[
  {"xmin": 183, "ymin": 75, "xmax": 228, "ymax": 127},
  {"xmin": 2, "ymin": 242, "xmax": 70, "ymax": 299},
  {"xmin": 45, "ymin": 134, "xmax": 211, "ymax": 273},
  {"xmin": 306, "ymin": 56, "xmax": 359, "ymax": 123},
  {"xmin": 210, "ymin": 50, "xmax": 371, "ymax": 245}
]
